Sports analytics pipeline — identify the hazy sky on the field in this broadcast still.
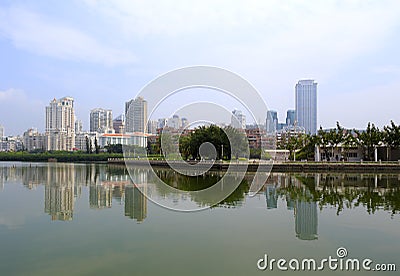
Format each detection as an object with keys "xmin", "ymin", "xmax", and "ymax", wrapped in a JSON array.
[{"xmin": 1, "ymin": 0, "xmax": 400, "ymax": 135}]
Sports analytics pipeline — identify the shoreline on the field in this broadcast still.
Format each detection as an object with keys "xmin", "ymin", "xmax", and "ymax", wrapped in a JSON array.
[{"xmin": 109, "ymin": 159, "xmax": 400, "ymax": 173}]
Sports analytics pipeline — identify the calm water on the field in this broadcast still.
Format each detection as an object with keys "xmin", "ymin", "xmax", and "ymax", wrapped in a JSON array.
[{"xmin": 0, "ymin": 162, "xmax": 399, "ymax": 275}]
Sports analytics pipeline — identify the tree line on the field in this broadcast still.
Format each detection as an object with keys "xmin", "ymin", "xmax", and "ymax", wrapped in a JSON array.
[{"xmin": 280, "ymin": 121, "xmax": 400, "ymax": 161}]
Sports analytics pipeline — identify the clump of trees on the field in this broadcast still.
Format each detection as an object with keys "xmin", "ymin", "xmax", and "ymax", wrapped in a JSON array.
[{"xmin": 157, "ymin": 125, "xmax": 248, "ymax": 160}]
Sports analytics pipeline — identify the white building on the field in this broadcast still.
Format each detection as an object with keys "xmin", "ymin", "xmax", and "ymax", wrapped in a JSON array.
[
  {"xmin": 231, "ymin": 109, "xmax": 246, "ymax": 129},
  {"xmin": 45, "ymin": 97, "xmax": 75, "ymax": 151},
  {"xmin": 75, "ymin": 119, "xmax": 83, "ymax": 134},
  {"xmin": 125, "ymin": 97, "xmax": 147, "ymax": 133},
  {"xmin": 23, "ymin": 128, "xmax": 45, "ymax": 152},
  {"xmin": 99, "ymin": 133, "xmax": 147, "ymax": 148},
  {"xmin": 90, "ymin": 108, "xmax": 113, "ymax": 133},
  {"xmin": 315, "ymin": 144, "xmax": 363, "ymax": 162},
  {"xmin": 0, "ymin": 136, "xmax": 23, "ymax": 152},
  {"xmin": 75, "ymin": 132, "xmax": 99, "ymax": 152},
  {"xmin": 295, "ymin": 80, "xmax": 317, "ymax": 134},
  {"xmin": 147, "ymin": 120, "xmax": 158, "ymax": 134},
  {"xmin": 166, "ymin": 115, "xmax": 181, "ymax": 129}
]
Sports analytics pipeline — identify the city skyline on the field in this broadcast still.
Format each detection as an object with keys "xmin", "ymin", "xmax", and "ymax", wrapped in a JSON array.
[{"xmin": 1, "ymin": 1, "xmax": 400, "ymax": 135}]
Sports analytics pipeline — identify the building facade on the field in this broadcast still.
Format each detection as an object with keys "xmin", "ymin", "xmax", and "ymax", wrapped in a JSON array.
[
  {"xmin": 23, "ymin": 128, "xmax": 45, "ymax": 152},
  {"xmin": 286, "ymin": 109, "xmax": 295, "ymax": 126},
  {"xmin": 45, "ymin": 97, "xmax": 75, "ymax": 151},
  {"xmin": 90, "ymin": 108, "xmax": 113, "ymax": 133},
  {"xmin": 113, "ymin": 114, "xmax": 125, "ymax": 134},
  {"xmin": 266, "ymin": 110, "xmax": 278, "ymax": 133},
  {"xmin": 231, "ymin": 109, "xmax": 246, "ymax": 129},
  {"xmin": 125, "ymin": 97, "xmax": 147, "ymax": 133},
  {"xmin": 295, "ymin": 80, "xmax": 317, "ymax": 134}
]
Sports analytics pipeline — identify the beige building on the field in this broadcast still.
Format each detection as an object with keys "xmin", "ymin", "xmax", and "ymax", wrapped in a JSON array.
[
  {"xmin": 45, "ymin": 97, "xmax": 75, "ymax": 151},
  {"xmin": 23, "ymin": 128, "xmax": 45, "ymax": 152}
]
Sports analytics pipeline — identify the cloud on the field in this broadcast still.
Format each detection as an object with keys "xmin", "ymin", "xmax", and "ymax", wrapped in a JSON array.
[{"xmin": 0, "ymin": 6, "xmax": 136, "ymax": 66}]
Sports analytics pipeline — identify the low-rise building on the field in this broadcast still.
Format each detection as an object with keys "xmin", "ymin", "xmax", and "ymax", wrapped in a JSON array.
[
  {"xmin": 23, "ymin": 128, "xmax": 46, "ymax": 152},
  {"xmin": 99, "ymin": 133, "xmax": 147, "ymax": 148}
]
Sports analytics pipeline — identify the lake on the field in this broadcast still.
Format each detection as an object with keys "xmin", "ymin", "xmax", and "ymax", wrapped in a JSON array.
[{"xmin": 0, "ymin": 162, "xmax": 399, "ymax": 275}]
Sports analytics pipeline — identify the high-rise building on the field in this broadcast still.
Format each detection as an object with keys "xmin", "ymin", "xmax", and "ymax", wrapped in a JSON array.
[
  {"xmin": 181, "ymin": 117, "xmax": 189, "ymax": 128},
  {"xmin": 295, "ymin": 80, "xmax": 317, "ymax": 134},
  {"xmin": 147, "ymin": 120, "xmax": 158, "ymax": 134},
  {"xmin": 90, "ymin": 108, "xmax": 113, "ymax": 133},
  {"xmin": 286, "ymin": 109, "xmax": 296, "ymax": 126},
  {"xmin": 0, "ymin": 125, "xmax": 4, "ymax": 138},
  {"xmin": 113, "ymin": 114, "xmax": 125, "ymax": 134},
  {"xmin": 157, "ymin": 118, "xmax": 167, "ymax": 129},
  {"xmin": 125, "ymin": 97, "xmax": 147, "ymax": 133},
  {"xmin": 266, "ymin": 110, "xmax": 278, "ymax": 133},
  {"xmin": 75, "ymin": 119, "xmax": 83, "ymax": 134},
  {"xmin": 231, "ymin": 109, "xmax": 246, "ymax": 129},
  {"xmin": 167, "ymin": 115, "xmax": 181, "ymax": 129},
  {"xmin": 45, "ymin": 97, "xmax": 75, "ymax": 151}
]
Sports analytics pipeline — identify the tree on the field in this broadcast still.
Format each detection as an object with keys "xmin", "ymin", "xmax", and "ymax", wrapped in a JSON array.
[
  {"xmin": 85, "ymin": 136, "xmax": 91, "ymax": 154},
  {"xmin": 383, "ymin": 120, "xmax": 400, "ymax": 148},
  {"xmin": 94, "ymin": 137, "xmax": 99, "ymax": 154},
  {"xmin": 354, "ymin": 122, "xmax": 382, "ymax": 161}
]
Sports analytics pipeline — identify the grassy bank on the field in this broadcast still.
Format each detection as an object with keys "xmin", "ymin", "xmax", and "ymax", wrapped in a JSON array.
[{"xmin": 0, "ymin": 152, "xmax": 123, "ymax": 163}]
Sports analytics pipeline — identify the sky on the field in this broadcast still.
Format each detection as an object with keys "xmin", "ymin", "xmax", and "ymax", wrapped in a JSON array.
[{"xmin": 1, "ymin": 0, "xmax": 400, "ymax": 135}]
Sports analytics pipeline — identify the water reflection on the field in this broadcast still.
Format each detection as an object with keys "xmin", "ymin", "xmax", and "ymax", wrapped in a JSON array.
[{"xmin": 0, "ymin": 163, "xmax": 399, "ymax": 228}]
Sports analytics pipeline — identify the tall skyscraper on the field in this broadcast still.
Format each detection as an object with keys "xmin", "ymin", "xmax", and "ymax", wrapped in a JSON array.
[
  {"xmin": 45, "ymin": 97, "xmax": 75, "ymax": 151},
  {"xmin": 266, "ymin": 110, "xmax": 278, "ymax": 133},
  {"xmin": 295, "ymin": 80, "xmax": 317, "ymax": 134},
  {"xmin": 0, "ymin": 125, "xmax": 4, "ymax": 138},
  {"xmin": 90, "ymin": 108, "xmax": 113, "ymax": 133},
  {"xmin": 125, "ymin": 97, "xmax": 148, "ymax": 133},
  {"xmin": 231, "ymin": 109, "xmax": 246, "ymax": 129},
  {"xmin": 286, "ymin": 109, "xmax": 296, "ymax": 126}
]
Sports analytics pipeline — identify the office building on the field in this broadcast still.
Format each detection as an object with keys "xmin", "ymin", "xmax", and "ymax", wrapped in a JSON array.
[
  {"xmin": 231, "ymin": 109, "xmax": 246, "ymax": 129},
  {"xmin": 125, "ymin": 97, "xmax": 147, "ymax": 133},
  {"xmin": 0, "ymin": 125, "xmax": 4, "ymax": 138},
  {"xmin": 295, "ymin": 80, "xmax": 317, "ymax": 134},
  {"xmin": 45, "ymin": 97, "xmax": 75, "ymax": 151},
  {"xmin": 90, "ymin": 108, "xmax": 113, "ymax": 133},
  {"xmin": 286, "ymin": 110, "xmax": 295, "ymax": 126},
  {"xmin": 266, "ymin": 110, "xmax": 278, "ymax": 133}
]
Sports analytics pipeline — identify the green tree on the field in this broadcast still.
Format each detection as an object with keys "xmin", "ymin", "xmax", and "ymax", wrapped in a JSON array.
[
  {"xmin": 355, "ymin": 122, "xmax": 382, "ymax": 161},
  {"xmin": 94, "ymin": 137, "xmax": 99, "ymax": 154}
]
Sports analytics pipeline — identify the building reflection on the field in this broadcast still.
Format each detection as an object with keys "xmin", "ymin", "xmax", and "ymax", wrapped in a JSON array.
[
  {"xmin": 125, "ymin": 184, "xmax": 147, "ymax": 223},
  {"xmin": 265, "ymin": 185, "xmax": 278, "ymax": 209},
  {"xmin": 90, "ymin": 184, "xmax": 112, "ymax": 209},
  {"xmin": 294, "ymin": 197, "xmax": 318, "ymax": 240},
  {"xmin": 265, "ymin": 174, "xmax": 318, "ymax": 240},
  {"xmin": 44, "ymin": 164, "xmax": 75, "ymax": 221}
]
